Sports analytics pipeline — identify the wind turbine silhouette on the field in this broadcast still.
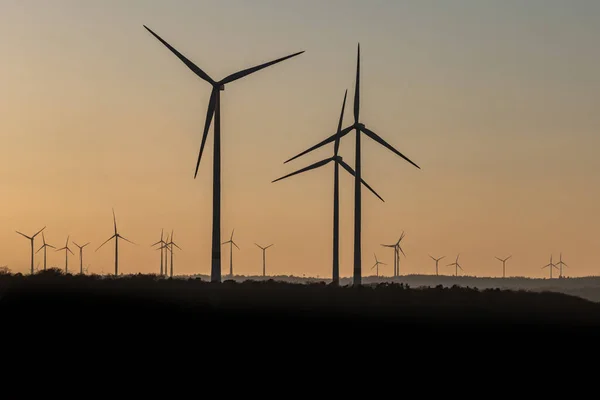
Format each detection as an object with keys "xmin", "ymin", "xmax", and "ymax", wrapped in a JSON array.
[
  {"xmin": 284, "ymin": 44, "xmax": 420, "ymax": 286},
  {"xmin": 144, "ymin": 25, "xmax": 304, "ymax": 283},
  {"xmin": 166, "ymin": 230, "xmax": 182, "ymax": 278},
  {"xmin": 56, "ymin": 236, "xmax": 74, "ymax": 274},
  {"xmin": 371, "ymin": 253, "xmax": 386, "ymax": 277},
  {"xmin": 381, "ymin": 232, "xmax": 405, "ymax": 277},
  {"xmin": 255, "ymin": 243, "xmax": 274, "ymax": 277},
  {"xmin": 429, "ymin": 255, "xmax": 445, "ymax": 276},
  {"xmin": 556, "ymin": 253, "xmax": 568, "ymax": 278},
  {"xmin": 542, "ymin": 255, "xmax": 559, "ymax": 279},
  {"xmin": 96, "ymin": 209, "xmax": 136, "ymax": 276},
  {"xmin": 16, "ymin": 226, "xmax": 45, "ymax": 275},
  {"xmin": 222, "ymin": 229, "xmax": 239, "ymax": 278},
  {"xmin": 495, "ymin": 255, "xmax": 512, "ymax": 278},
  {"xmin": 273, "ymin": 90, "xmax": 383, "ymax": 285},
  {"xmin": 151, "ymin": 229, "xmax": 167, "ymax": 276},
  {"xmin": 36, "ymin": 232, "xmax": 55, "ymax": 271},
  {"xmin": 73, "ymin": 241, "xmax": 91, "ymax": 275},
  {"xmin": 447, "ymin": 254, "xmax": 464, "ymax": 276}
]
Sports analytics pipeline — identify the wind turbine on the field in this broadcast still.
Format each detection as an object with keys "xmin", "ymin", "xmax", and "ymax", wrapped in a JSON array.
[
  {"xmin": 255, "ymin": 243, "xmax": 274, "ymax": 277},
  {"xmin": 495, "ymin": 255, "xmax": 512, "ymax": 278},
  {"xmin": 273, "ymin": 90, "xmax": 383, "ymax": 285},
  {"xmin": 447, "ymin": 254, "xmax": 464, "ymax": 277},
  {"xmin": 371, "ymin": 253, "xmax": 386, "ymax": 277},
  {"xmin": 429, "ymin": 255, "xmax": 445, "ymax": 276},
  {"xmin": 222, "ymin": 229, "xmax": 240, "ymax": 278},
  {"xmin": 36, "ymin": 232, "xmax": 55, "ymax": 271},
  {"xmin": 556, "ymin": 253, "xmax": 568, "ymax": 278},
  {"xmin": 381, "ymin": 232, "xmax": 405, "ymax": 277},
  {"xmin": 283, "ymin": 44, "xmax": 420, "ymax": 286},
  {"xmin": 16, "ymin": 226, "xmax": 45, "ymax": 275},
  {"xmin": 96, "ymin": 209, "xmax": 136, "ymax": 276},
  {"xmin": 73, "ymin": 241, "xmax": 91, "ymax": 275},
  {"xmin": 144, "ymin": 25, "xmax": 304, "ymax": 283},
  {"xmin": 151, "ymin": 229, "xmax": 167, "ymax": 276},
  {"xmin": 542, "ymin": 255, "xmax": 559, "ymax": 279},
  {"xmin": 167, "ymin": 230, "xmax": 182, "ymax": 278},
  {"xmin": 56, "ymin": 236, "xmax": 74, "ymax": 274}
]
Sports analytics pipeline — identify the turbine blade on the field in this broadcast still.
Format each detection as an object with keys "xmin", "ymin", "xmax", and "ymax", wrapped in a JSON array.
[
  {"xmin": 73, "ymin": 241, "xmax": 81, "ymax": 248},
  {"xmin": 55, "ymin": 247, "xmax": 67, "ymax": 252},
  {"xmin": 16, "ymin": 231, "xmax": 31, "ymax": 240},
  {"xmin": 219, "ymin": 51, "xmax": 304, "ymax": 85},
  {"xmin": 47, "ymin": 244, "xmax": 56, "ymax": 249},
  {"xmin": 266, "ymin": 244, "xmax": 274, "ymax": 249},
  {"xmin": 255, "ymin": 243, "xmax": 262, "ymax": 249},
  {"xmin": 398, "ymin": 246, "xmax": 406, "ymax": 257},
  {"xmin": 83, "ymin": 243, "xmax": 90, "ymax": 248},
  {"xmin": 495, "ymin": 257, "xmax": 502, "ymax": 262},
  {"xmin": 95, "ymin": 235, "xmax": 116, "ymax": 252},
  {"xmin": 32, "ymin": 226, "xmax": 46, "ymax": 238},
  {"xmin": 172, "ymin": 243, "xmax": 182, "ymax": 251},
  {"xmin": 380, "ymin": 262, "xmax": 387, "ymax": 265},
  {"xmin": 338, "ymin": 160, "xmax": 384, "ymax": 202},
  {"xmin": 233, "ymin": 242, "xmax": 240, "ymax": 250},
  {"xmin": 230, "ymin": 229, "xmax": 234, "ymax": 241},
  {"xmin": 151, "ymin": 241, "xmax": 162, "ymax": 247},
  {"xmin": 507, "ymin": 255, "xmax": 512, "ymax": 261},
  {"xmin": 112, "ymin": 208, "xmax": 117, "ymax": 234},
  {"xmin": 143, "ymin": 25, "xmax": 214, "ymax": 84},
  {"xmin": 361, "ymin": 127, "xmax": 420, "ymax": 169},
  {"xmin": 35, "ymin": 246, "xmax": 44, "ymax": 254},
  {"xmin": 222, "ymin": 241, "xmax": 230, "ymax": 245},
  {"xmin": 272, "ymin": 158, "xmax": 334, "ymax": 183},
  {"xmin": 119, "ymin": 235, "xmax": 136, "ymax": 245},
  {"xmin": 334, "ymin": 89, "xmax": 348, "ymax": 156},
  {"xmin": 354, "ymin": 43, "xmax": 360, "ymax": 124},
  {"xmin": 283, "ymin": 126, "xmax": 353, "ymax": 164},
  {"xmin": 68, "ymin": 248, "xmax": 75, "ymax": 255},
  {"xmin": 194, "ymin": 88, "xmax": 217, "ymax": 179},
  {"xmin": 429, "ymin": 255, "xmax": 435, "ymax": 261}
]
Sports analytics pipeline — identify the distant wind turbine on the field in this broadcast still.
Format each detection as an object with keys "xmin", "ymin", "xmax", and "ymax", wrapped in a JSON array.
[
  {"xmin": 151, "ymin": 229, "xmax": 167, "ymax": 276},
  {"xmin": 556, "ymin": 253, "xmax": 568, "ymax": 278},
  {"xmin": 255, "ymin": 243, "xmax": 274, "ymax": 277},
  {"xmin": 96, "ymin": 209, "xmax": 136, "ymax": 276},
  {"xmin": 447, "ymin": 254, "xmax": 464, "ymax": 277},
  {"xmin": 381, "ymin": 232, "xmax": 405, "ymax": 277},
  {"xmin": 144, "ymin": 25, "xmax": 304, "ymax": 283},
  {"xmin": 371, "ymin": 253, "xmax": 386, "ymax": 277},
  {"xmin": 16, "ymin": 226, "xmax": 45, "ymax": 275},
  {"xmin": 56, "ymin": 236, "xmax": 74, "ymax": 274},
  {"xmin": 73, "ymin": 241, "xmax": 91, "ymax": 275},
  {"xmin": 495, "ymin": 255, "xmax": 512, "ymax": 278},
  {"xmin": 273, "ymin": 90, "xmax": 383, "ymax": 285},
  {"xmin": 542, "ymin": 255, "xmax": 559, "ymax": 279},
  {"xmin": 429, "ymin": 255, "xmax": 445, "ymax": 276},
  {"xmin": 166, "ymin": 230, "xmax": 182, "ymax": 278},
  {"xmin": 222, "ymin": 229, "xmax": 239, "ymax": 278},
  {"xmin": 283, "ymin": 44, "xmax": 420, "ymax": 286},
  {"xmin": 36, "ymin": 232, "xmax": 55, "ymax": 271}
]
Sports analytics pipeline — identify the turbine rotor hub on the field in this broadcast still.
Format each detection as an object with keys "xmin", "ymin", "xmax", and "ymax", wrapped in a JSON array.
[
  {"xmin": 219, "ymin": 84, "xmax": 225, "ymax": 91},
  {"xmin": 357, "ymin": 123, "xmax": 365, "ymax": 129}
]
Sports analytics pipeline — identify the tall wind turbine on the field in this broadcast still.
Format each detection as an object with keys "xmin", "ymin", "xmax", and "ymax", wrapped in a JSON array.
[
  {"xmin": 284, "ymin": 44, "xmax": 420, "ymax": 286},
  {"xmin": 371, "ymin": 253, "xmax": 386, "ymax": 277},
  {"xmin": 255, "ymin": 243, "xmax": 274, "ymax": 277},
  {"xmin": 16, "ymin": 226, "xmax": 45, "ymax": 275},
  {"xmin": 73, "ymin": 241, "xmax": 91, "ymax": 275},
  {"xmin": 429, "ymin": 255, "xmax": 445, "ymax": 276},
  {"xmin": 542, "ymin": 255, "xmax": 559, "ymax": 279},
  {"xmin": 36, "ymin": 232, "xmax": 55, "ymax": 271},
  {"xmin": 56, "ymin": 236, "xmax": 74, "ymax": 274},
  {"xmin": 222, "ymin": 229, "xmax": 239, "ymax": 278},
  {"xmin": 144, "ymin": 25, "xmax": 304, "ymax": 283},
  {"xmin": 447, "ymin": 254, "xmax": 464, "ymax": 277},
  {"xmin": 151, "ymin": 229, "xmax": 167, "ymax": 276},
  {"xmin": 495, "ymin": 255, "xmax": 512, "ymax": 278},
  {"xmin": 556, "ymin": 253, "xmax": 568, "ymax": 278},
  {"xmin": 273, "ymin": 90, "xmax": 383, "ymax": 285},
  {"xmin": 381, "ymin": 232, "xmax": 405, "ymax": 277},
  {"xmin": 167, "ymin": 230, "xmax": 182, "ymax": 278},
  {"xmin": 96, "ymin": 209, "xmax": 136, "ymax": 276}
]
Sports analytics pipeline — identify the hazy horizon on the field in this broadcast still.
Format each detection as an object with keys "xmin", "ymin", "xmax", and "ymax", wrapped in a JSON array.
[{"xmin": 1, "ymin": 0, "xmax": 599, "ymax": 278}]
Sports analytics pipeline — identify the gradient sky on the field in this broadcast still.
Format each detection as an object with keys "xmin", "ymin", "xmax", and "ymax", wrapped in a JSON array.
[{"xmin": 1, "ymin": 0, "xmax": 599, "ymax": 278}]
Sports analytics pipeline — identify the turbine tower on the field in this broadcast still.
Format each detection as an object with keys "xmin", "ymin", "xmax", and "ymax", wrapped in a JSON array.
[
  {"xmin": 371, "ymin": 253, "xmax": 386, "ymax": 277},
  {"xmin": 96, "ymin": 209, "xmax": 136, "ymax": 276},
  {"xmin": 56, "ymin": 236, "xmax": 74, "ymax": 274},
  {"xmin": 556, "ymin": 253, "xmax": 568, "ymax": 278},
  {"xmin": 167, "ymin": 230, "xmax": 182, "ymax": 278},
  {"xmin": 73, "ymin": 241, "xmax": 91, "ymax": 275},
  {"xmin": 381, "ymin": 232, "xmax": 405, "ymax": 277},
  {"xmin": 144, "ymin": 25, "xmax": 304, "ymax": 283},
  {"xmin": 222, "ymin": 229, "xmax": 239, "ymax": 278},
  {"xmin": 16, "ymin": 226, "xmax": 45, "ymax": 275},
  {"xmin": 273, "ymin": 90, "xmax": 383, "ymax": 285},
  {"xmin": 36, "ymin": 232, "xmax": 55, "ymax": 271},
  {"xmin": 151, "ymin": 229, "xmax": 167, "ymax": 276},
  {"xmin": 284, "ymin": 44, "xmax": 420, "ymax": 286},
  {"xmin": 542, "ymin": 255, "xmax": 559, "ymax": 279},
  {"xmin": 255, "ymin": 243, "xmax": 274, "ymax": 277},
  {"xmin": 495, "ymin": 255, "xmax": 512, "ymax": 278},
  {"xmin": 447, "ymin": 254, "xmax": 464, "ymax": 277},
  {"xmin": 429, "ymin": 255, "xmax": 445, "ymax": 276}
]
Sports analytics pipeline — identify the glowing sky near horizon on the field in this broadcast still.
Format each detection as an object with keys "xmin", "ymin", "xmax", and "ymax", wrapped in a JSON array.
[{"xmin": 1, "ymin": 0, "xmax": 599, "ymax": 278}]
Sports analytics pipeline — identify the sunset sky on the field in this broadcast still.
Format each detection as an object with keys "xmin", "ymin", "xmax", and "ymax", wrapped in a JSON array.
[{"xmin": 1, "ymin": 0, "xmax": 599, "ymax": 278}]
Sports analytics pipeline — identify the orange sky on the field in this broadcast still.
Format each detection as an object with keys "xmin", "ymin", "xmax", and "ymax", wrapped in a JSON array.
[{"xmin": 1, "ymin": 0, "xmax": 599, "ymax": 278}]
